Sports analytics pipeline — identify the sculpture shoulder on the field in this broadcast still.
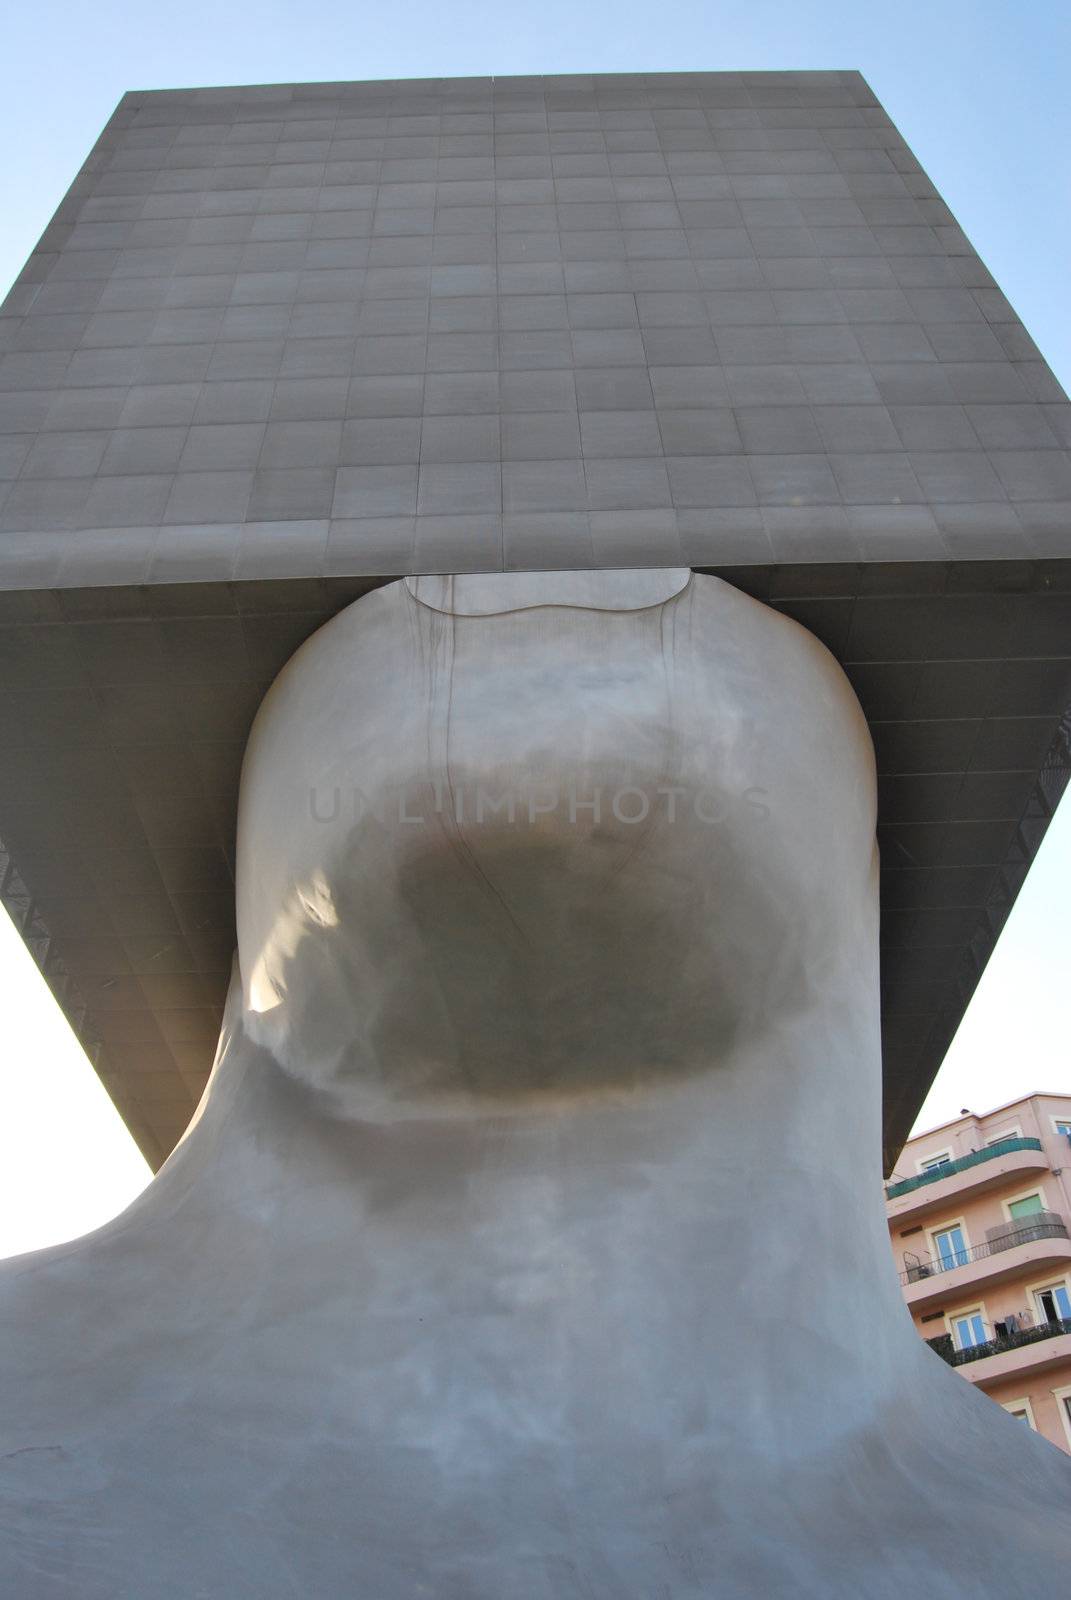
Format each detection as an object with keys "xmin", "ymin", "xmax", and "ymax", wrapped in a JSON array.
[
  {"xmin": 0, "ymin": 1234, "xmax": 88, "ymax": 1323},
  {"xmin": 0, "ymin": 1215, "xmax": 173, "ymax": 1391},
  {"xmin": 0, "ymin": 1230, "xmax": 121, "ymax": 1386}
]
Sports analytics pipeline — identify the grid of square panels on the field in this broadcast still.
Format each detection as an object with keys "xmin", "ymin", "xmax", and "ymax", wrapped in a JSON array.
[{"xmin": 1, "ymin": 71, "xmax": 1069, "ymax": 589}]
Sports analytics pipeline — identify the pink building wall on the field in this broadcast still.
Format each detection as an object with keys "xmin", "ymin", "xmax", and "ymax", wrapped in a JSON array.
[{"xmin": 887, "ymin": 1093, "xmax": 1071, "ymax": 1454}]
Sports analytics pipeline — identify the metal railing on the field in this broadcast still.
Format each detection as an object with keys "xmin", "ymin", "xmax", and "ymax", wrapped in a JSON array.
[
  {"xmin": 885, "ymin": 1137, "xmax": 1044, "ymax": 1200},
  {"xmin": 900, "ymin": 1217, "xmax": 1070, "ymax": 1285},
  {"xmin": 927, "ymin": 1317, "xmax": 1071, "ymax": 1368}
]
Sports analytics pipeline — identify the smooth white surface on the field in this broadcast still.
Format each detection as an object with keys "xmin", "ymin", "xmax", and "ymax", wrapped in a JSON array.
[{"xmin": 2, "ymin": 573, "xmax": 1069, "ymax": 1598}]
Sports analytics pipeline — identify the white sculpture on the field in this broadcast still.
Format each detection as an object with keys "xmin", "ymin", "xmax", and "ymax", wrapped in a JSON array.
[{"xmin": 2, "ymin": 569, "xmax": 1068, "ymax": 1598}]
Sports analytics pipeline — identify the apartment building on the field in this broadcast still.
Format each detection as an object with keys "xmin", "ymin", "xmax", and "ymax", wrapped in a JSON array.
[{"xmin": 886, "ymin": 1093, "xmax": 1071, "ymax": 1454}]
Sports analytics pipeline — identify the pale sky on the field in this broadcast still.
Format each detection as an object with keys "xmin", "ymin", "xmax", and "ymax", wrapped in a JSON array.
[
  {"xmin": 911, "ymin": 789, "xmax": 1071, "ymax": 1137},
  {"xmin": 0, "ymin": 904, "xmax": 151, "ymax": 1258},
  {"xmin": 0, "ymin": 1, "xmax": 1069, "ymax": 1258}
]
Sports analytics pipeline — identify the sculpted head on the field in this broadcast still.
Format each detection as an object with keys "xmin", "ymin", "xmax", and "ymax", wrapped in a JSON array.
[{"xmin": 234, "ymin": 570, "xmax": 878, "ymax": 1119}]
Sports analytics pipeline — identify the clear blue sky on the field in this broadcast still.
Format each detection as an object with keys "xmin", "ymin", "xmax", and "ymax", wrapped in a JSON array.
[{"xmin": 1, "ymin": 0, "xmax": 1069, "ymax": 1254}]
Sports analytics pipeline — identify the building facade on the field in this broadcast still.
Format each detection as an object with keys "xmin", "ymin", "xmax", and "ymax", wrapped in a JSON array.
[{"xmin": 887, "ymin": 1093, "xmax": 1071, "ymax": 1452}]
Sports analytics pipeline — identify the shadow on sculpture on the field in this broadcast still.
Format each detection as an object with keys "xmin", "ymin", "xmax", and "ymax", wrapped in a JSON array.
[{"xmin": 2, "ymin": 569, "xmax": 1069, "ymax": 1599}]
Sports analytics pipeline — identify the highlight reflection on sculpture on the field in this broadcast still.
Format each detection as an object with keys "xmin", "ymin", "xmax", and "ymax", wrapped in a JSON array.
[{"xmin": 2, "ymin": 569, "xmax": 1069, "ymax": 1598}]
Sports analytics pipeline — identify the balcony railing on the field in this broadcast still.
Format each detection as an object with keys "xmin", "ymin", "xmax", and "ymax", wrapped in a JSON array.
[
  {"xmin": 885, "ymin": 1136, "xmax": 1043, "ymax": 1200},
  {"xmin": 927, "ymin": 1316, "xmax": 1071, "ymax": 1368},
  {"xmin": 899, "ymin": 1215, "xmax": 1070, "ymax": 1285}
]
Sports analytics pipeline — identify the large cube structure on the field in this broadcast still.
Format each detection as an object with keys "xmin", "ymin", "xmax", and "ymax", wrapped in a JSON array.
[{"xmin": 0, "ymin": 71, "xmax": 1068, "ymax": 1170}]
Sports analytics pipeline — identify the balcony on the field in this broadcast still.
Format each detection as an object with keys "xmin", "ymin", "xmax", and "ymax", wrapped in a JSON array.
[
  {"xmin": 887, "ymin": 1136, "xmax": 1043, "ymax": 1199},
  {"xmin": 885, "ymin": 1136, "xmax": 1049, "ymax": 1222},
  {"xmin": 927, "ymin": 1317, "xmax": 1071, "ymax": 1385},
  {"xmin": 900, "ymin": 1215, "xmax": 1071, "ymax": 1311}
]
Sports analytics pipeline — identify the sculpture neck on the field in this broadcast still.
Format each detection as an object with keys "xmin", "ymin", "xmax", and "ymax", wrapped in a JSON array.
[{"xmin": 140, "ymin": 1005, "xmax": 910, "ymax": 1410}]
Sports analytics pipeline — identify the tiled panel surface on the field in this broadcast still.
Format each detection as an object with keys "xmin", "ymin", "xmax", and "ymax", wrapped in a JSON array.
[
  {"xmin": 1, "ymin": 562, "xmax": 1069, "ymax": 1171},
  {"xmin": 0, "ymin": 71, "xmax": 1069, "ymax": 586}
]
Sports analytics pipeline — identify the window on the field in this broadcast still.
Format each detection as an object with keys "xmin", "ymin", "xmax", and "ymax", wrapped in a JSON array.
[
  {"xmin": 986, "ymin": 1128, "xmax": 1021, "ymax": 1145},
  {"xmin": 1055, "ymin": 1386, "xmax": 1071, "ymax": 1454},
  {"xmin": 1000, "ymin": 1400, "xmax": 1036, "ymax": 1428},
  {"xmin": 951, "ymin": 1310, "xmax": 988, "ymax": 1351},
  {"xmin": 918, "ymin": 1150, "xmax": 953, "ymax": 1175},
  {"xmin": 1055, "ymin": 1119, "xmax": 1071, "ymax": 1140},
  {"xmin": 1002, "ymin": 1187, "xmax": 1050, "ymax": 1227},
  {"xmin": 933, "ymin": 1225, "xmax": 969, "ymax": 1270},
  {"xmin": 1034, "ymin": 1282, "xmax": 1071, "ymax": 1325}
]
